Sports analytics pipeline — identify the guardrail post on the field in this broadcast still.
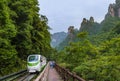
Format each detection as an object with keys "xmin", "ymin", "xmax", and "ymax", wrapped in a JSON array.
[
  {"xmin": 73, "ymin": 72, "xmax": 76, "ymax": 81},
  {"xmin": 63, "ymin": 69, "xmax": 66, "ymax": 81}
]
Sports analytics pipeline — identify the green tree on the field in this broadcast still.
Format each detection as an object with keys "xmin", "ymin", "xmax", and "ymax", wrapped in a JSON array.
[
  {"xmin": 116, "ymin": 0, "xmax": 120, "ymax": 8},
  {"xmin": 0, "ymin": 0, "xmax": 17, "ymax": 76},
  {"xmin": 0, "ymin": 0, "xmax": 51, "ymax": 76},
  {"xmin": 8, "ymin": 0, "xmax": 35, "ymax": 59},
  {"xmin": 9, "ymin": 0, "xmax": 51, "ymax": 59}
]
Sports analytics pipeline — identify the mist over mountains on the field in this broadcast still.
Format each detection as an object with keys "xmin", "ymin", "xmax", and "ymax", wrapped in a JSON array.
[
  {"xmin": 51, "ymin": 32, "xmax": 67, "ymax": 47},
  {"xmin": 51, "ymin": 0, "xmax": 120, "ymax": 49}
]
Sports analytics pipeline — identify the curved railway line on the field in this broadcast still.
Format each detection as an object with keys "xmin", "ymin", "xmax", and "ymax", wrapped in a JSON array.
[
  {"xmin": 0, "ymin": 70, "xmax": 27, "ymax": 81},
  {"xmin": 0, "ymin": 62, "xmax": 48, "ymax": 81},
  {"xmin": 0, "ymin": 70, "xmax": 38, "ymax": 81},
  {"xmin": 0, "ymin": 62, "xmax": 86, "ymax": 81}
]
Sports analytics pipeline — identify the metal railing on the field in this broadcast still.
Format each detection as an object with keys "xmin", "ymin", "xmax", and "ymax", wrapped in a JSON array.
[
  {"xmin": 0, "ymin": 69, "xmax": 27, "ymax": 81},
  {"xmin": 55, "ymin": 64, "xmax": 86, "ymax": 81}
]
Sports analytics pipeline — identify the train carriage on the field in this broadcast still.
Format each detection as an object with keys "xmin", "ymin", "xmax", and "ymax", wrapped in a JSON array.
[{"xmin": 27, "ymin": 54, "xmax": 46, "ymax": 73}]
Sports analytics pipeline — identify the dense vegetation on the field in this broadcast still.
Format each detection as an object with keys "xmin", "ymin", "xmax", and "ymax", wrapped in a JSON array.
[
  {"xmin": 0, "ymin": 0, "xmax": 51, "ymax": 76},
  {"xmin": 1, "ymin": 0, "xmax": 120, "ymax": 80},
  {"xmin": 54, "ymin": 20, "xmax": 120, "ymax": 81},
  {"xmin": 53, "ymin": 1, "xmax": 120, "ymax": 80}
]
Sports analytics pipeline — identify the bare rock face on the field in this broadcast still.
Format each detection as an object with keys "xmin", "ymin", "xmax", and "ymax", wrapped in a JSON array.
[
  {"xmin": 68, "ymin": 26, "xmax": 75, "ymax": 40},
  {"xmin": 107, "ymin": 1, "xmax": 120, "ymax": 18},
  {"xmin": 82, "ymin": 18, "xmax": 87, "ymax": 24},
  {"xmin": 89, "ymin": 16, "xmax": 94, "ymax": 22},
  {"xmin": 118, "ymin": 8, "xmax": 120, "ymax": 17},
  {"xmin": 68, "ymin": 26, "xmax": 74, "ymax": 33},
  {"xmin": 108, "ymin": 4, "xmax": 115, "ymax": 17}
]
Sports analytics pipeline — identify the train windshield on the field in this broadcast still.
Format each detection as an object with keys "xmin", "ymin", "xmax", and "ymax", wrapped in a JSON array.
[{"xmin": 28, "ymin": 56, "xmax": 38, "ymax": 62}]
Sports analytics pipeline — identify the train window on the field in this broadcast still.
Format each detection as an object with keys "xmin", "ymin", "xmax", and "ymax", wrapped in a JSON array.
[{"xmin": 28, "ymin": 56, "xmax": 38, "ymax": 62}]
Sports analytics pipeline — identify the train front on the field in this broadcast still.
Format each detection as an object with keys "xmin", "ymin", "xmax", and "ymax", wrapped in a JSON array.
[{"xmin": 27, "ymin": 55, "xmax": 40, "ymax": 73}]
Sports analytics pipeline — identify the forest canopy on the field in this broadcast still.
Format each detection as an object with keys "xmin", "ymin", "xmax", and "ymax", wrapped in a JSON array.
[{"xmin": 0, "ymin": 0, "xmax": 51, "ymax": 76}]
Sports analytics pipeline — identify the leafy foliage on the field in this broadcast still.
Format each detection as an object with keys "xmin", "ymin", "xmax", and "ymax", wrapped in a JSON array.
[
  {"xmin": 56, "ymin": 33, "xmax": 120, "ymax": 80},
  {"xmin": 0, "ymin": 0, "xmax": 18, "ymax": 75},
  {"xmin": 0, "ymin": 0, "xmax": 51, "ymax": 76},
  {"xmin": 54, "ymin": 4, "xmax": 120, "ymax": 80},
  {"xmin": 101, "ymin": 16, "xmax": 120, "ymax": 32},
  {"xmin": 80, "ymin": 17, "xmax": 101, "ymax": 35}
]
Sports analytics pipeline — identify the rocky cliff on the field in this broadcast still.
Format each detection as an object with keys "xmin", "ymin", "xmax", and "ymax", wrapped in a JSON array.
[
  {"xmin": 51, "ymin": 32, "xmax": 67, "ymax": 47},
  {"xmin": 79, "ymin": 17, "xmax": 100, "ymax": 35},
  {"xmin": 105, "ymin": 0, "xmax": 120, "ymax": 18}
]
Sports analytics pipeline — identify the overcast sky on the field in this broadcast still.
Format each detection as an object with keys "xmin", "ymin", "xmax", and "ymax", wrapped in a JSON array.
[{"xmin": 39, "ymin": 0, "xmax": 115, "ymax": 34}]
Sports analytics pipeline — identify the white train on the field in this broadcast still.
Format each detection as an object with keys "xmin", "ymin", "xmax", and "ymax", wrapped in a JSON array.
[{"xmin": 27, "ymin": 54, "xmax": 46, "ymax": 73}]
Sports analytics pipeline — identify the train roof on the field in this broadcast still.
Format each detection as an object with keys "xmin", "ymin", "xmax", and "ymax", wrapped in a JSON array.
[{"xmin": 27, "ymin": 54, "xmax": 46, "ymax": 57}]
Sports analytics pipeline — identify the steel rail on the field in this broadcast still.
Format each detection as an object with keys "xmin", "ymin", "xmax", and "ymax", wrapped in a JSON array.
[
  {"xmin": 17, "ymin": 73, "xmax": 31, "ymax": 81},
  {"xmin": 0, "ymin": 69, "xmax": 27, "ymax": 81}
]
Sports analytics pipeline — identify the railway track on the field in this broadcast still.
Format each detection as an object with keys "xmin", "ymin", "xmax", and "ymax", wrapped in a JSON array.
[
  {"xmin": 0, "ymin": 70, "xmax": 27, "ymax": 81},
  {"xmin": 0, "ymin": 70, "xmax": 38, "ymax": 81},
  {"xmin": 0, "ymin": 63, "xmax": 49, "ymax": 81},
  {"xmin": 16, "ymin": 73, "xmax": 36, "ymax": 81}
]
